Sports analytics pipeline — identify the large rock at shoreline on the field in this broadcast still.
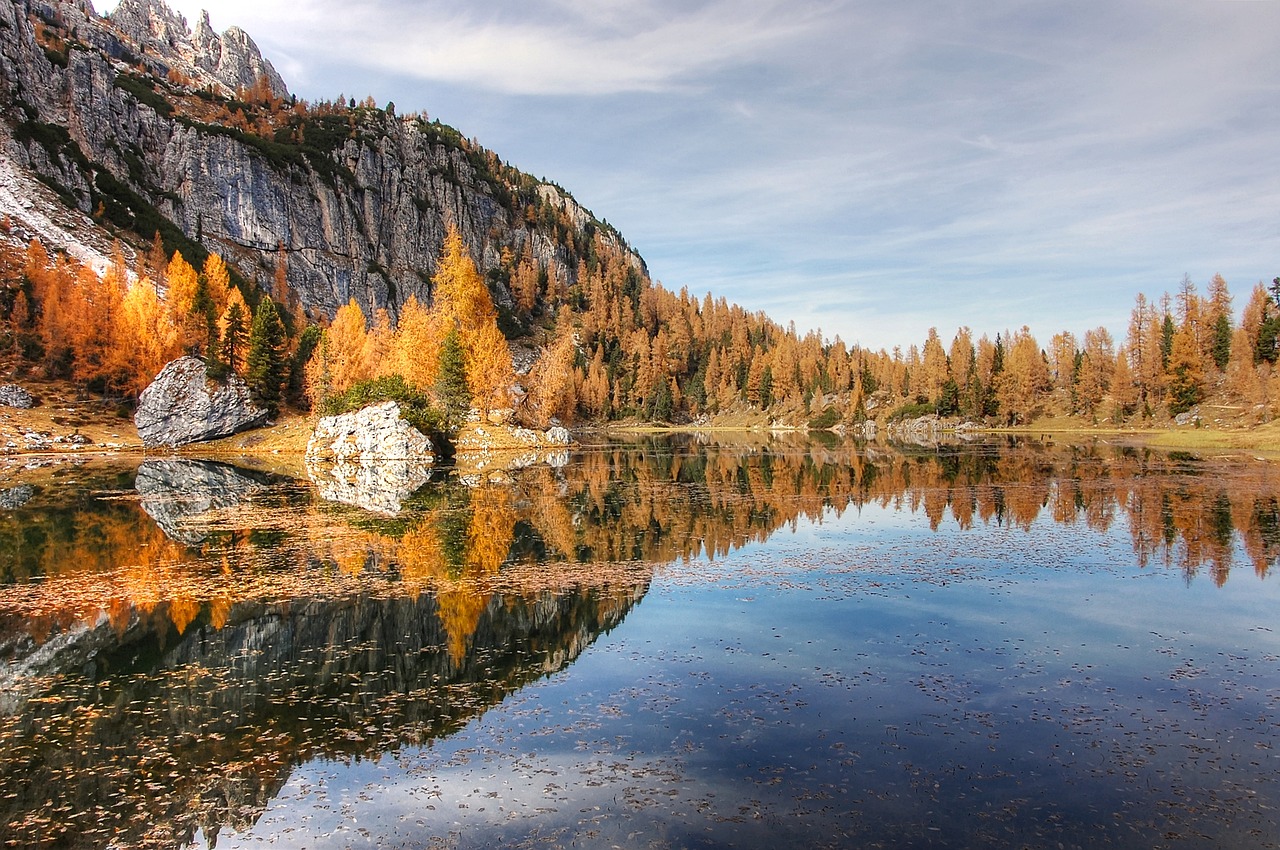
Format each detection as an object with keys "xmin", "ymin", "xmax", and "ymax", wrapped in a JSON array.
[
  {"xmin": 306, "ymin": 401, "xmax": 436, "ymax": 464},
  {"xmin": 134, "ymin": 357, "xmax": 269, "ymax": 448},
  {"xmin": 305, "ymin": 402, "xmax": 436, "ymax": 514}
]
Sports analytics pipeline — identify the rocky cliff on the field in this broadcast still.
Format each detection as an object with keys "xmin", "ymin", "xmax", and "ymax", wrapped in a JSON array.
[{"xmin": 0, "ymin": 0, "xmax": 643, "ymax": 324}]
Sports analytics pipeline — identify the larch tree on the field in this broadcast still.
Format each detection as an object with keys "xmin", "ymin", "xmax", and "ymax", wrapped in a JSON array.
[
  {"xmin": 1075, "ymin": 327, "xmax": 1115, "ymax": 415},
  {"xmin": 1048, "ymin": 331, "xmax": 1078, "ymax": 397},
  {"xmin": 202, "ymin": 253, "xmax": 232, "ymax": 322},
  {"xmin": 996, "ymin": 327, "xmax": 1050, "ymax": 424},
  {"xmin": 1165, "ymin": 323, "xmax": 1204, "ymax": 415},
  {"xmin": 465, "ymin": 321, "xmax": 514, "ymax": 414},
  {"xmin": 165, "ymin": 252, "xmax": 208, "ymax": 357},
  {"xmin": 1111, "ymin": 347, "xmax": 1138, "ymax": 418},
  {"xmin": 919, "ymin": 327, "xmax": 950, "ymax": 410},
  {"xmin": 322, "ymin": 298, "xmax": 372, "ymax": 399},
  {"xmin": 1225, "ymin": 326, "xmax": 1262, "ymax": 404},
  {"xmin": 433, "ymin": 225, "xmax": 496, "ymax": 335},
  {"xmin": 524, "ymin": 323, "xmax": 578, "ymax": 428},
  {"xmin": 391, "ymin": 295, "xmax": 441, "ymax": 392}
]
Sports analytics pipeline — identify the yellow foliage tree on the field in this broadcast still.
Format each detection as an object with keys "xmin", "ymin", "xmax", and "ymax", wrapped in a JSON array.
[
  {"xmin": 390, "ymin": 295, "xmax": 442, "ymax": 391},
  {"xmin": 466, "ymin": 321, "xmax": 515, "ymax": 413}
]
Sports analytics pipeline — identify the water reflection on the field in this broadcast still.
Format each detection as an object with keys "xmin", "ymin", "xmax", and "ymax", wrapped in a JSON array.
[
  {"xmin": 304, "ymin": 455, "xmax": 434, "ymax": 515},
  {"xmin": 136, "ymin": 459, "xmax": 266, "ymax": 544},
  {"xmin": 0, "ymin": 437, "xmax": 1277, "ymax": 847},
  {"xmin": 0, "ymin": 586, "xmax": 643, "ymax": 848}
]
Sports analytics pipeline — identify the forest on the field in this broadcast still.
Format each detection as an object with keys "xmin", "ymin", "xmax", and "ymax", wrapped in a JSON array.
[{"xmin": 2, "ymin": 206, "xmax": 1279, "ymax": 435}]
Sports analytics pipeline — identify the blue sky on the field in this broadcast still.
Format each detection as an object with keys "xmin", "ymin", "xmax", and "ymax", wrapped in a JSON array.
[{"xmin": 105, "ymin": 0, "xmax": 1280, "ymax": 351}]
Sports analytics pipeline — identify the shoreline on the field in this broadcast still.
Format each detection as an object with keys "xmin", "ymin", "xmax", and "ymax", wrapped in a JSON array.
[{"xmin": 5, "ymin": 400, "xmax": 1280, "ymax": 465}]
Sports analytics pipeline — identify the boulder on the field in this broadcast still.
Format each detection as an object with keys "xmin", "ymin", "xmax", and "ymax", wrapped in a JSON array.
[
  {"xmin": 305, "ymin": 402, "xmax": 436, "ymax": 514},
  {"xmin": 306, "ymin": 401, "xmax": 435, "ymax": 464},
  {"xmin": 0, "ymin": 385, "xmax": 34, "ymax": 409},
  {"xmin": 134, "ymin": 357, "xmax": 269, "ymax": 448}
]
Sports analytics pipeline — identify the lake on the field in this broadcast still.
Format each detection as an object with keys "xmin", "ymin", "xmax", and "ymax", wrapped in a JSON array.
[{"xmin": 0, "ymin": 435, "xmax": 1277, "ymax": 849}]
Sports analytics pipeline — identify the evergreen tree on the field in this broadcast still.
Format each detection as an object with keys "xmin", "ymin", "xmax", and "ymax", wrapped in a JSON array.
[
  {"xmin": 288, "ymin": 324, "xmax": 322, "ymax": 408},
  {"xmin": 246, "ymin": 296, "xmax": 286, "ymax": 417},
  {"xmin": 1160, "ymin": 312, "xmax": 1175, "ymax": 370},
  {"xmin": 219, "ymin": 299, "xmax": 247, "ymax": 375},
  {"xmin": 435, "ymin": 327, "xmax": 470, "ymax": 430},
  {"xmin": 1212, "ymin": 311, "xmax": 1232, "ymax": 371}
]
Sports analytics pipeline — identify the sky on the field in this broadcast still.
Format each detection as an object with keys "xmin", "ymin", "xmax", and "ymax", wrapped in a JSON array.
[{"xmin": 101, "ymin": 0, "xmax": 1280, "ymax": 351}]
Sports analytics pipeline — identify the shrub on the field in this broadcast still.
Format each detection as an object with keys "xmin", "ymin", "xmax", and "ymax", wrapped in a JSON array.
[
  {"xmin": 807, "ymin": 407, "xmax": 841, "ymax": 431},
  {"xmin": 319, "ymin": 374, "xmax": 443, "ymax": 436},
  {"xmin": 887, "ymin": 401, "xmax": 935, "ymax": 422}
]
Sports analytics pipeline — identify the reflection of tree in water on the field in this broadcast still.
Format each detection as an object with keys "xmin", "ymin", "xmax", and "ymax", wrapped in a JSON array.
[
  {"xmin": 1, "ymin": 439, "xmax": 1279, "ymax": 846},
  {"xmin": 2, "ymin": 441, "xmax": 1278, "ymax": 646}
]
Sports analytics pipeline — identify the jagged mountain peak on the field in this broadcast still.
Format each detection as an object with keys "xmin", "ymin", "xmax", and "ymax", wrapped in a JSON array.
[
  {"xmin": 106, "ymin": 0, "xmax": 288, "ymax": 98},
  {"xmin": 1, "ymin": 0, "xmax": 642, "ymax": 328}
]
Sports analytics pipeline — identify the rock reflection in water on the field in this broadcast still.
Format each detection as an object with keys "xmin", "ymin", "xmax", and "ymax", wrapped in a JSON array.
[
  {"xmin": 1, "ymin": 438, "xmax": 1279, "ymax": 848},
  {"xmin": 304, "ymin": 455, "xmax": 434, "ymax": 514},
  {"xmin": 136, "ymin": 459, "xmax": 266, "ymax": 544}
]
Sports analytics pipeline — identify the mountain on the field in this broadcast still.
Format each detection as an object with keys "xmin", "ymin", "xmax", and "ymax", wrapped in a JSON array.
[{"xmin": 0, "ymin": 0, "xmax": 642, "ymax": 325}]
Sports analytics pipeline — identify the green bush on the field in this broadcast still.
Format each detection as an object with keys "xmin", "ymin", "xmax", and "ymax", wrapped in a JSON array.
[
  {"xmin": 807, "ymin": 407, "xmax": 841, "ymax": 430},
  {"xmin": 887, "ymin": 401, "xmax": 935, "ymax": 422},
  {"xmin": 320, "ymin": 374, "xmax": 443, "ymax": 435}
]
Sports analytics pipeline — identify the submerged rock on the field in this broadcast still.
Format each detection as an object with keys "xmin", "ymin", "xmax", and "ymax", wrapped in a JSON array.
[{"xmin": 134, "ymin": 357, "xmax": 269, "ymax": 448}]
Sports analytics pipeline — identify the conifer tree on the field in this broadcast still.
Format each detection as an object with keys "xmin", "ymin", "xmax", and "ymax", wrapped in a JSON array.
[
  {"xmin": 436, "ymin": 327, "xmax": 470, "ymax": 430},
  {"xmin": 1165, "ymin": 324, "xmax": 1204, "ymax": 415},
  {"xmin": 288, "ymin": 324, "xmax": 323, "ymax": 408},
  {"xmin": 246, "ymin": 296, "xmax": 287, "ymax": 417},
  {"xmin": 219, "ymin": 298, "xmax": 248, "ymax": 375}
]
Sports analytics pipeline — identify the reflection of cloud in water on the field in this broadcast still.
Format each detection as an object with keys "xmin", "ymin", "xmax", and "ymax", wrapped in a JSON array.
[
  {"xmin": 135, "ymin": 459, "xmax": 264, "ymax": 544},
  {"xmin": 305, "ymin": 457, "xmax": 434, "ymax": 514}
]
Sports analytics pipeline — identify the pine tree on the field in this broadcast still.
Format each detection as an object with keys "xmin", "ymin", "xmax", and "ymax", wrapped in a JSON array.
[
  {"xmin": 435, "ymin": 327, "xmax": 470, "ymax": 430},
  {"xmin": 219, "ymin": 298, "xmax": 248, "ymax": 375},
  {"xmin": 288, "ymin": 324, "xmax": 322, "ymax": 408},
  {"xmin": 246, "ymin": 297, "xmax": 287, "ymax": 417}
]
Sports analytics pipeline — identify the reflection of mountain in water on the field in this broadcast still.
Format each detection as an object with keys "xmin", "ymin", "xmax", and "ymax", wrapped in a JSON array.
[
  {"xmin": 0, "ymin": 581, "xmax": 645, "ymax": 849},
  {"xmin": 1, "ymin": 438, "xmax": 1279, "ymax": 846}
]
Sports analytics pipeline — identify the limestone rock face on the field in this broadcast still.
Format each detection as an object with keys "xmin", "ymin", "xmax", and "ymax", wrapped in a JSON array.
[
  {"xmin": 0, "ymin": 0, "xmax": 645, "ymax": 327},
  {"xmin": 109, "ymin": 0, "xmax": 289, "ymax": 98},
  {"xmin": 134, "ymin": 356, "xmax": 269, "ymax": 448},
  {"xmin": 305, "ymin": 402, "xmax": 436, "ymax": 514},
  {"xmin": 0, "ymin": 385, "xmax": 34, "ymax": 409}
]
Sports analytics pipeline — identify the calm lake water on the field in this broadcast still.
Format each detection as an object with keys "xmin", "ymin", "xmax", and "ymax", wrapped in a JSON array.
[{"xmin": 0, "ymin": 435, "xmax": 1277, "ymax": 849}]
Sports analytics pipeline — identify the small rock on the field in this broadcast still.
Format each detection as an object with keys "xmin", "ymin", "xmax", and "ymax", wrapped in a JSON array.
[{"xmin": 0, "ymin": 385, "xmax": 34, "ymax": 409}]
